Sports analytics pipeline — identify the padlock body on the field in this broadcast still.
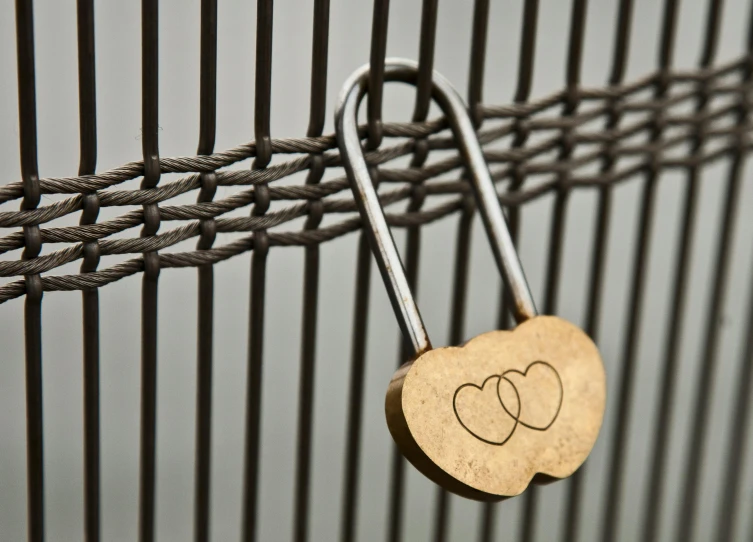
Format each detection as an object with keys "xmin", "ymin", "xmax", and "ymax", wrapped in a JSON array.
[{"xmin": 385, "ymin": 315, "xmax": 606, "ymax": 501}]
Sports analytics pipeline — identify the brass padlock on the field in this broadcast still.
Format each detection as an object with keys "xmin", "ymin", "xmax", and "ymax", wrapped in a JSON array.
[{"xmin": 335, "ymin": 58, "xmax": 606, "ymax": 501}]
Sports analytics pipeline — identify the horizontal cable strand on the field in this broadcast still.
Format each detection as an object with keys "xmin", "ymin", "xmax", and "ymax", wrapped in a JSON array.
[{"xmin": 0, "ymin": 58, "xmax": 750, "ymax": 302}]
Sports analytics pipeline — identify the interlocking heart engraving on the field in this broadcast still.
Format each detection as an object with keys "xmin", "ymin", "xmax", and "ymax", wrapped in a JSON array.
[
  {"xmin": 454, "ymin": 360, "xmax": 563, "ymax": 446},
  {"xmin": 337, "ymin": 59, "xmax": 607, "ymax": 501}
]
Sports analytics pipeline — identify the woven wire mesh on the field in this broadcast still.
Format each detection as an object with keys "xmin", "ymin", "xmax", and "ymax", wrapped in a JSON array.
[{"xmin": 1, "ymin": 0, "xmax": 753, "ymax": 541}]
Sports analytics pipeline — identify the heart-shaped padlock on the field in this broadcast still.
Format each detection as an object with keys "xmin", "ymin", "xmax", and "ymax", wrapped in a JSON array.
[{"xmin": 336, "ymin": 58, "xmax": 606, "ymax": 501}]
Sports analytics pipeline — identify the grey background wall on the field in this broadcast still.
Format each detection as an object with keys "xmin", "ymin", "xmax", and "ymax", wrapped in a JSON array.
[{"xmin": 1, "ymin": 0, "xmax": 753, "ymax": 540}]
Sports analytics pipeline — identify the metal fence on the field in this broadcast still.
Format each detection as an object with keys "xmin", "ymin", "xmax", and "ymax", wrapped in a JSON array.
[{"xmin": 2, "ymin": 0, "xmax": 753, "ymax": 541}]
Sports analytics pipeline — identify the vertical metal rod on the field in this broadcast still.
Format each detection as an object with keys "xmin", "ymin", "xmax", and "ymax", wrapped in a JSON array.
[
  {"xmin": 699, "ymin": 0, "xmax": 725, "ymax": 69},
  {"xmin": 386, "ymin": 181, "xmax": 426, "ymax": 542},
  {"xmin": 16, "ymin": 1, "xmax": 44, "ymax": 541},
  {"xmin": 412, "ymin": 0, "xmax": 438, "ymax": 124},
  {"xmin": 242, "ymin": 234, "xmax": 269, "ymax": 542},
  {"xmin": 501, "ymin": 0, "xmax": 540, "ymax": 331},
  {"xmin": 24, "ymin": 289, "xmax": 44, "ymax": 542},
  {"xmin": 714, "ymin": 22, "xmax": 753, "ymax": 542},
  {"xmin": 139, "ymin": 1, "xmax": 161, "ymax": 540},
  {"xmin": 676, "ymin": 62, "xmax": 747, "ymax": 542},
  {"xmin": 598, "ymin": 150, "xmax": 658, "ymax": 542},
  {"xmin": 512, "ymin": 0, "xmax": 539, "ymax": 105},
  {"xmin": 563, "ymin": 1, "xmax": 634, "ymax": 539},
  {"xmin": 367, "ymin": 0, "xmax": 390, "ymax": 150},
  {"xmin": 519, "ymin": 2, "xmax": 587, "ymax": 540},
  {"xmin": 506, "ymin": 0, "xmax": 540, "ymax": 317},
  {"xmin": 599, "ymin": 2, "xmax": 678, "ymax": 540},
  {"xmin": 77, "ymin": 0, "xmax": 100, "ymax": 540},
  {"xmin": 140, "ymin": 270, "xmax": 159, "ymax": 542},
  {"xmin": 478, "ymin": 503, "xmax": 495, "ymax": 542},
  {"xmin": 434, "ymin": 195, "xmax": 475, "ymax": 542},
  {"xmin": 640, "ymin": 1, "xmax": 725, "ymax": 540},
  {"xmin": 77, "ymin": 0, "xmax": 96, "ymax": 177},
  {"xmin": 467, "ymin": 0, "xmax": 490, "ymax": 128},
  {"xmin": 293, "ymin": 228, "xmax": 320, "ymax": 542},
  {"xmin": 675, "ymin": 144, "xmax": 744, "ymax": 542},
  {"xmin": 415, "ymin": 1, "xmax": 444, "ymax": 535},
  {"xmin": 194, "ymin": 0, "xmax": 218, "ymax": 540},
  {"xmin": 387, "ymin": 2, "xmax": 438, "ymax": 539},
  {"xmin": 194, "ymin": 261, "xmax": 214, "ymax": 542},
  {"xmin": 81, "ymin": 284, "xmax": 99, "ymax": 542},
  {"xmin": 340, "ymin": 232, "xmax": 374, "ymax": 542},
  {"xmin": 607, "ymin": 0, "xmax": 634, "ymax": 88},
  {"xmin": 484, "ymin": 2, "xmax": 539, "ymax": 537},
  {"xmin": 293, "ymin": 1, "xmax": 329, "ymax": 540},
  {"xmin": 715, "ymin": 243, "xmax": 753, "ymax": 542},
  {"xmin": 368, "ymin": 2, "xmax": 406, "ymax": 540},
  {"xmin": 242, "ymin": 1, "xmax": 273, "ymax": 540}
]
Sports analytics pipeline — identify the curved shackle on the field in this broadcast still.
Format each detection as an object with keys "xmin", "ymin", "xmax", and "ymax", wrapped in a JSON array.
[{"xmin": 335, "ymin": 58, "xmax": 538, "ymax": 359}]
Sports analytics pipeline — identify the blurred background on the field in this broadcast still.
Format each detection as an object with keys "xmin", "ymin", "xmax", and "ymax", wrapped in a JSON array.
[{"xmin": 1, "ymin": 0, "xmax": 753, "ymax": 540}]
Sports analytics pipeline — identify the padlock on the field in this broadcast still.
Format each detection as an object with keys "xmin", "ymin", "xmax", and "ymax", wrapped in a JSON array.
[{"xmin": 335, "ymin": 58, "xmax": 606, "ymax": 501}]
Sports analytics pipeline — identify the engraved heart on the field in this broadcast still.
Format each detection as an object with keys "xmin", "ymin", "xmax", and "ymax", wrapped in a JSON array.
[
  {"xmin": 499, "ymin": 361, "xmax": 563, "ymax": 431},
  {"xmin": 453, "ymin": 375, "xmax": 520, "ymax": 445}
]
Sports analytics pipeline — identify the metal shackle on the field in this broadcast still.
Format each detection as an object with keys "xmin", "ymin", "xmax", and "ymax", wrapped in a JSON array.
[{"xmin": 335, "ymin": 58, "xmax": 538, "ymax": 357}]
